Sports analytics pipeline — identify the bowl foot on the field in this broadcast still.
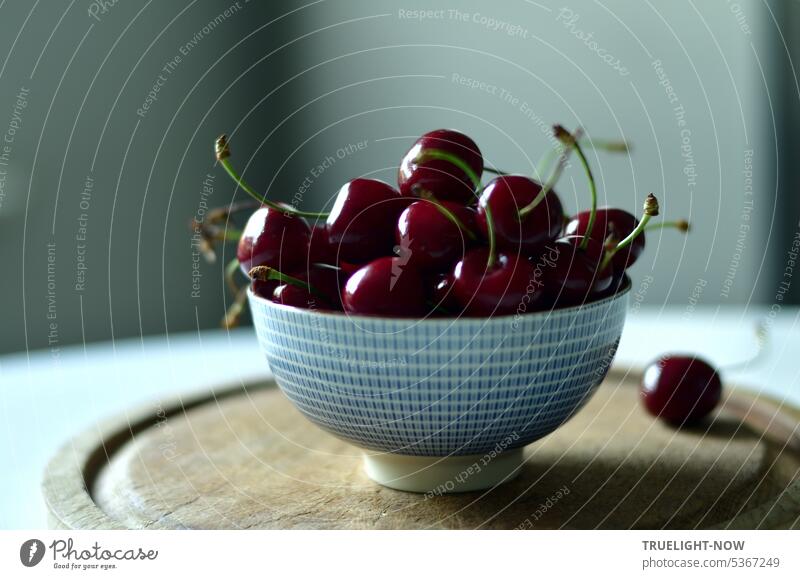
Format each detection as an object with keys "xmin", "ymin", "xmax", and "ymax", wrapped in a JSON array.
[{"xmin": 363, "ymin": 448, "xmax": 524, "ymax": 494}]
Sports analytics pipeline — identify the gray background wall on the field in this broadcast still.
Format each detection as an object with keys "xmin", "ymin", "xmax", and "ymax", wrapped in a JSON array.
[{"xmin": 0, "ymin": 0, "xmax": 794, "ymax": 354}]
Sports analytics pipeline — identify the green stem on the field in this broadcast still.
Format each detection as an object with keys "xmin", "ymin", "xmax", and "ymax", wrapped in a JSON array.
[
  {"xmin": 599, "ymin": 194, "xmax": 659, "ymax": 271},
  {"xmin": 535, "ymin": 146, "xmax": 562, "ymax": 182},
  {"xmin": 599, "ymin": 214, "xmax": 651, "ymax": 271},
  {"xmin": 417, "ymin": 191, "xmax": 477, "ymax": 242},
  {"xmin": 483, "ymin": 202, "xmax": 497, "ymax": 269},
  {"xmin": 583, "ymin": 138, "xmax": 630, "ymax": 153},
  {"xmin": 215, "ymin": 135, "xmax": 329, "ymax": 219},
  {"xmin": 225, "ymin": 258, "xmax": 241, "ymax": 295},
  {"xmin": 484, "ymin": 165, "xmax": 510, "ymax": 176},
  {"xmin": 644, "ymin": 219, "xmax": 690, "ymax": 233},
  {"xmin": 553, "ymin": 126, "xmax": 597, "ymax": 251},
  {"xmin": 416, "ymin": 148, "xmax": 496, "ymax": 268},
  {"xmin": 517, "ymin": 155, "xmax": 568, "ymax": 219},
  {"xmin": 416, "ymin": 148, "xmax": 482, "ymax": 190},
  {"xmin": 222, "ymin": 287, "xmax": 248, "ymax": 329},
  {"xmin": 572, "ymin": 144, "xmax": 597, "ymax": 251},
  {"xmin": 248, "ymin": 265, "xmax": 324, "ymax": 298}
]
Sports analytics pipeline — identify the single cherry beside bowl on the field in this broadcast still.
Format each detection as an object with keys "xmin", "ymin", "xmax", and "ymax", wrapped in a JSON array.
[
  {"xmin": 398, "ymin": 129, "xmax": 483, "ymax": 203},
  {"xmin": 641, "ymin": 355, "xmax": 722, "ymax": 425}
]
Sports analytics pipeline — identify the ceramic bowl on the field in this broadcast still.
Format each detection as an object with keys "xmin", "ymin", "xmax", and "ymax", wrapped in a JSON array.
[{"xmin": 248, "ymin": 285, "xmax": 629, "ymax": 493}]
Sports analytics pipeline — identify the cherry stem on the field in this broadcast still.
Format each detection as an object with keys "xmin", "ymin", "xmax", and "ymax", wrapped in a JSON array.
[
  {"xmin": 415, "ymin": 148, "xmax": 482, "ymax": 190},
  {"xmin": 415, "ymin": 148, "xmax": 497, "ymax": 268},
  {"xmin": 644, "ymin": 219, "xmax": 690, "ymax": 233},
  {"xmin": 600, "ymin": 193, "xmax": 659, "ymax": 271},
  {"xmin": 519, "ymin": 128, "xmax": 585, "ymax": 219},
  {"xmin": 417, "ymin": 190, "xmax": 477, "ymax": 242},
  {"xmin": 582, "ymin": 138, "xmax": 630, "ymax": 153},
  {"xmin": 249, "ymin": 265, "xmax": 324, "ymax": 298},
  {"xmin": 554, "ymin": 125, "xmax": 597, "ymax": 251},
  {"xmin": 215, "ymin": 135, "xmax": 329, "ymax": 219},
  {"xmin": 207, "ymin": 200, "xmax": 261, "ymax": 225},
  {"xmin": 517, "ymin": 151, "xmax": 572, "ymax": 219},
  {"xmin": 484, "ymin": 165, "xmax": 510, "ymax": 176},
  {"xmin": 222, "ymin": 287, "xmax": 248, "ymax": 329},
  {"xmin": 534, "ymin": 127, "xmax": 586, "ymax": 181},
  {"xmin": 222, "ymin": 257, "xmax": 247, "ymax": 328},
  {"xmin": 534, "ymin": 146, "xmax": 562, "ymax": 183},
  {"xmin": 225, "ymin": 258, "xmax": 241, "ymax": 295}
]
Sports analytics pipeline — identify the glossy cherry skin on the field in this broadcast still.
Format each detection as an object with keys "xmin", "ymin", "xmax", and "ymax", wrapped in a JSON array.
[
  {"xmin": 342, "ymin": 256, "xmax": 427, "ymax": 317},
  {"xmin": 541, "ymin": 237, "xmax": 613, "ymax": 307},
  {"xmin": 556, "ymin": 235, "xmax": 605, "ymax": 269},
  {"xmin": 427, "ymin": 272, "xmax": 462, "ymax": 315},
  {"xmin": 452, "ymin": 248, "xmax": 543, "ymax": 317},
  {"xmin": 301, "ymin": 264, "xmax": 348, "ymax": 311},
  {"xmin": 396, "ymin": 200, "xmax": 477, "ymax": 272},
  {"xmin": 272, "ymin": 283, "xmax": 332, "ymax": 310},
  {"xmin": 398, "ymin": 129, "xmax": 483, "ymax": 203},
  {"xmin": 237, "ymin": 207, "xmax": 311, "ymax": 274},
  {"xmin": 307, "ymin": 224, "xmax": 337, "ymax": 265},
  {"xmin": 476, "ymin": 176, "xmax": 563, "ymax": 256},
  {"xmin": 326, "ymin": 179, "xmax": 410, "ymax": 264},
  {"xmin": 641, "ymin": 355, "xmax": 722, "ymax": 425},
  {"xmin": 565, "ymin": 207, "xmax": 644, "ymax": 271}
]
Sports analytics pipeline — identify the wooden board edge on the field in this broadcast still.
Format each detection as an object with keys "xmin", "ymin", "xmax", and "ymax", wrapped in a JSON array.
[
  {"xmin": 41, "ymin": 378, "xmax": 275, "ymax": 530},
  {"xmin": 42, "ymin": 368, "xmax": 800, "ymax": 530}
]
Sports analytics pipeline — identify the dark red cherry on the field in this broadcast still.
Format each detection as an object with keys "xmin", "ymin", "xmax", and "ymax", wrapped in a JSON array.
[
  {"xmin": 302, "ymin": 264, "xmax": 348, "ymax": 310},
  {"xmin": 307, "ymin": 224, "xmax": 337, "ymax": 265},
  {"xmin": 326, "ymin": 179, "xmax": 410, "ymax": 264},
  {"xmin": 338, "ymin": 260, "xmax": 362, "ymax": 277},
  {"xmin": 396, "ymin": 200, "xmax": 477, "ymax": 272},
  {"xmin": 452, "ymin": 248, "xmax": 543, "ymax": 317},
  {"xmin": 237, "ymin": 207, "xmax": 311, "ymax": 274},
  {"xmin": 427, "ymin": 272, "xmax": 462, "ymax": 315},
  {"xmin": 542, "ymin": 237, "xmax": 613, "ymax": 307},
  {"xmin": 272, "ymin": 283, "xmax": 332, "ymax": 310},
  {"xmin": 565, "ymin": 207, "xmax": 644, "ymax": 271},
  {"xmin": 476, "ymin": 176, "xmax": 563, "ymax": 256},
  {"xmin": 342, "ymin": 256, "xmax": 426, "ymax": 317},
  {"xmin": 556, "ymin": 235, "xmax": 605, "ymax": 268},
  {"xmin": 252, "ymin": 279, "xmax": 279, "ymax": 300},
  {"xmin": 398, "ymin": 129, "xmax": 483, "ymax": 203},
  {"xmin": 641, "ymin": 355, "xmax": 722, "ymax": 425}
]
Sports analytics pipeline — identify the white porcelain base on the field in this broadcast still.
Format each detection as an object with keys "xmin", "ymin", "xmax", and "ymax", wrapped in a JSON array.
[{"xmin": 363, "ymin": 448, "xmax": 524, "ymax": 494}]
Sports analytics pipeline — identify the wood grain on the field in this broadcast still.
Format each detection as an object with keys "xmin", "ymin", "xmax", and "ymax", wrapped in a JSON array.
[{"xmin": 43, "ymin": 369, "xmax": 800, "ymax": 529}]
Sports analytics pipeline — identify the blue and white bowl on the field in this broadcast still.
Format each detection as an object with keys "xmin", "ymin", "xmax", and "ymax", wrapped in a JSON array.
[{"xmin": 249, "ymin": 287, "xmax": 628, "ymax": 493}]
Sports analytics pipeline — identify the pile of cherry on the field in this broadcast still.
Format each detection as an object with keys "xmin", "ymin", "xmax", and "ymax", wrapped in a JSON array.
[
  {"xmin": 207, "ymin": 127, "xmax": 732, "ymax": 427},
  {"xmin": 217, "ymin": 127, "xmax": 674, "ymax": 320}
]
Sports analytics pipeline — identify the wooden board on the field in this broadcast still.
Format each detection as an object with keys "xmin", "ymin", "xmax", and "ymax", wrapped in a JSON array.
[{"xmin": 43, "ymin": 369, "xmax": 800, "ymax": 529}]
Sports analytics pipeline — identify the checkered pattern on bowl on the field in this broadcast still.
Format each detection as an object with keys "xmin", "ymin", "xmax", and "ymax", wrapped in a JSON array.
[{"xmin": 249, "ymin": 287, "xmax": 628, "ymax": 456}]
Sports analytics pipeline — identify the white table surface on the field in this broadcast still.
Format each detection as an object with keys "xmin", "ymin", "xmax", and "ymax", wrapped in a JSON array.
[{"xmin": 1, "ymin": 305, "xmax": 798, "ymax": 529}]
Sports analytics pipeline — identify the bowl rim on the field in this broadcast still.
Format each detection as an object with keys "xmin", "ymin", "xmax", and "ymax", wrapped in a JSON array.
[{"xmin": 247, "ymin": 275, "xmax": 631, "ymax": 325}]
